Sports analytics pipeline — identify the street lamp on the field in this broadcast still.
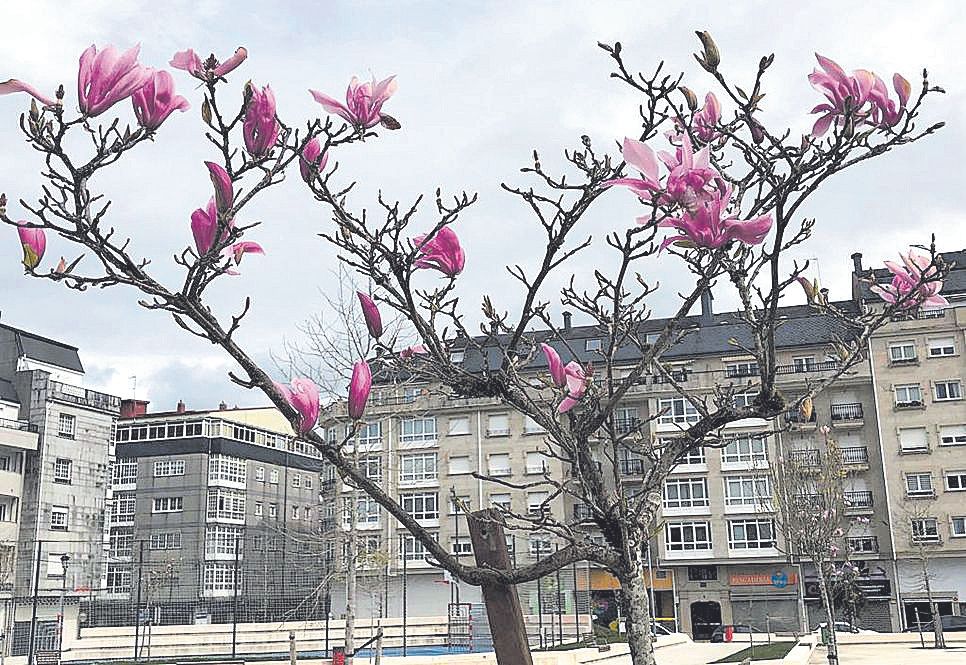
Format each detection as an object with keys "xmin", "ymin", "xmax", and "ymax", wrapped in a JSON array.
[{"xmin": 58, "ymin": 555, "xmax": 70, "ymax": 657}]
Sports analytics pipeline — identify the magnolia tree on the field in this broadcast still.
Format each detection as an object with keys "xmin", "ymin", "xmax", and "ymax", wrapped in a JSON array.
[{"xmin": 0, "ymin": 34, "xmax": 950, "ymax": 664}]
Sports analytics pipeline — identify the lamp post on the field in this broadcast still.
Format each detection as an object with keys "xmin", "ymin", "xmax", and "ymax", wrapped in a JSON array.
[{"xmin": 58, "ymin": 555, "xmax": 70, "ymax": 657}]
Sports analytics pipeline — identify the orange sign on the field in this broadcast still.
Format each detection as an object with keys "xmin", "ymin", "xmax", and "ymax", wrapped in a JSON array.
[{"xmin": 729, "ymin": 571, "xmax": 798, "ymax": 587}]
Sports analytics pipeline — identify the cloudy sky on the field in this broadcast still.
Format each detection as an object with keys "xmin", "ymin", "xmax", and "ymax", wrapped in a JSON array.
[{"xmin": 1, "ymin": 0, "xmax": 963, "ymax": 411}]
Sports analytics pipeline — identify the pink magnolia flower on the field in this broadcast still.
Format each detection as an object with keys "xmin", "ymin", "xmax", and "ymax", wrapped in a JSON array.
[
  {"xmin": 131, "ymin": 70, "xmax": 189, "ymax": 131},
  {"xmin": 243, "ymin": 84, "xmax": 279, "ymax": 158},
  {"xmin": 869, "ymin": 73, "xmax": 912, "ymax": 128},
  {"xmin": 558, "ymin": 362, "xmax": 590, "ymax": 414},
  {"xmin": 16, "ymin": 223, "xmax": 46, "ymax": 270},
  {"xmin": 348, "ymin": 360, "xmax": 372, "ymax": 420},
  {"xmin": 659, "ymin": 188, "xmax": 772, "ymax": 251},
  {"xmin": 77, "ymin": 44, "xmax": 153, "ymax": 117},
  {"xmin": 229, "ymin": 241, "xmax": 264, "ymax": 265},
  {"xmin": 692, "ymin": 92, "xmax": 721, "ymax": 142},
  {"xmin": 309, "ymin": 75, "xmax": 397, "ymax": 129},
  {"xmin": 357, "ymin": 292, "xmax": 383, "ymax": 339},
  {"xmin": 0, "ymin": 79, "xmax": 58, "ymax": 106},
  {"xmin": 190, "ymin": 199, "xmax": 234, "ymax": 255},
  {"xmin": 540, "ymin": 343, "xmax": 566, "ymax": 387},
  {"xmin": 170, "ymin": 47, "xmax": 248, "ymax": 82},
  {"xmin": 870, "ymin": 249, "xmax": 947, "ymax": 310},
  {"xmin": 299, "ymin": 137, "xmax": 329, "ymax": 183},
  {"xmin": 413, "ymin": 226, "xmax": 465, "ymax": 277},
  {"xmin": 205, "ymin": 161, "xmax": 234, "ymax": 214},
  {"xmin": 399, "ymin": 345, "xmax": 428, "ymax": 359},
  {"xmin": 274, "ymin": 377, "xmax": 320, "ymax": 434}
]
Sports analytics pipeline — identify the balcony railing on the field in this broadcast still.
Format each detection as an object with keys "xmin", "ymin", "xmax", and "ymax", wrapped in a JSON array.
[
  {"xmin": 49, "ymin": 381, "xmax": 121, "ymax": 412},
  {"xmin": 844, "ymin": 490, "xmax": 874, "ymax": 509},
  {"xmin": 847, "ymin": 536, "xmax": 879, "ymax": 553},
  {"xmin": 785, "ymin": 410, "xmax": 818, "ymax": 425},
  {"xmin": 614, "ymin": 418, "xmax": 641, "ymax": 434},
  {"xmin": 574, "ymin": 504, "xmax": 594, "ymax": 521},
  {"xmin": 788, "ymin": 449, "xmax": 821, "ymax": 467},
  {"xmin": 619, "ymin": 458, "xmax": 645, "ymax": 476},
  {"xmin": 775, "ymin": 360, "xmax": 840, "ymax": 375},
  {"xmin": 830, "ymin": 403, "xmax": 864, "ymax": 421},
  {"xmin": 841, "ymin": 446, "xmax": 869, "ymax": 465},
  {"xmin": 0, "ymin": 417, "xmax": 36, "ymax": 432}
]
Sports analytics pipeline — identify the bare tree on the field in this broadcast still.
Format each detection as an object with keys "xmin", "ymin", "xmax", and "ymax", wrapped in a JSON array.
[
  {"xmin": 901, "ymin": 499, "xmax": 946, "ymax": 648},
  {"xmin": 0, "ymin": 33, "xmax": 948, "ymax": 664}
]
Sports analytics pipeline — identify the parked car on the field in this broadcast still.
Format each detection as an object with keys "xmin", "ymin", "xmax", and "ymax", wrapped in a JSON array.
[
  {"xmin": 710, "ymin": 624, "xmax": 756, "ymax": 642},
  {"xmin": 902, "ymin": 615, "xmax": 966, "ymax": 632},
  {"xmin": 812, "ymin": 621, "xmax": 879, "ymax": 634}
]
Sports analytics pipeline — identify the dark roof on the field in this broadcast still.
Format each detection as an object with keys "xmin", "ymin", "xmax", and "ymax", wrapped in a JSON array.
[
  {"xmin": 0, "ymin": 323, "xmax": 84, "ymax": 373},
  {"xmin": 0, "ymin": 378, "xmax": 17, "ymax": 403},
  {"xmin": 857, "ymin": 249, "xmax": 966, "ymax": 302}
]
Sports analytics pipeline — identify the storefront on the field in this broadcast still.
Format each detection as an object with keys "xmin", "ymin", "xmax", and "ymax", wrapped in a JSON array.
[
  {"xmin": 577, "ymin": 568, "xmax": 675, "ymax": 631},
  {"xmin": 896, "ymin": 557, "xmax": 966, "ymax": 628},
  {"xmin": 803, "ymin": 563, "xmax": 897, "ymax": 632}
]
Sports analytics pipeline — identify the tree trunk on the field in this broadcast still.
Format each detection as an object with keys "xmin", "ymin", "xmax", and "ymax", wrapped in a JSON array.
[
  {"xmin": 921, "ymin": 556, "xmax": 945, "ymax": 649},
  {"xmin": 815, "ymin": 562, "xmax": 839, "ymax": 665},
  {"xmin": 345, "ymin": 447, "xmax": 359, "ymax": 663},
  {"xmin": 619, "ymin": 536, "xmax": 656, "ymax": 665}
]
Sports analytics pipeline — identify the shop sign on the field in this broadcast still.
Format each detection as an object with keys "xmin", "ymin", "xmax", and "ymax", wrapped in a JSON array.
[
  {"xmin": 729, "ymin": 571, "xmax": 798, "ymax": 587},
  {"xmin": 805, "ymin": 578, "xmax": 891, "ymax": 599}
]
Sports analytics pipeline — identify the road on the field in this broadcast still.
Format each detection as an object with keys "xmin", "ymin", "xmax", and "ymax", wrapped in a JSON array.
[{"xmin": 810, "ymin": 644, "xmax": 966, "ymax": 664}]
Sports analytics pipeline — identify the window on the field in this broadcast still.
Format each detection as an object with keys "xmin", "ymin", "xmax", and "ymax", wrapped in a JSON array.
[
  {"xmin": 402, "ymin": 387, "xmax": 423, "ymax": 403},
  {"xmin": 928, "ymin": 337, "xmax": 956, "ymax": 357},
  {"xmin": 150, "ymin": 531, "xmax": 182, "ymax": 550},
  {"xmin": 448, "ymin": 494, "xmax": 471, "ymax": 515},
  {"xmin": 206, "ymin": 489, "xmax": 245, "ymax": 521},
  {"xmin": 401, "ymin": 533, "xmax": 436, "ymax": 562},
  {"xmin": 724, "ymin": 476, "xmax": 771, "ymax": 508},
  {"xmin": 664, "ymin": 478, "xmax": 710, "ymax": 509},
  {"xmin": 934, "ymin": 380, "xmax": 962, "ymax": 401},
  {"xmin": 291, "ymin": 474, "xmax": 301, "ymax": 488},
  {"xmin": 487, "ymin": 453, "xmax": 511, "ymax": 476},
  {"xmin": 447, "ymin": 417, "xmax": 471, "ymax": 436},
  {"xmin": 203, "ymin": 562, "xmax": 238, "ymax": 593},
  {"xmin": 50, "ymin": 506, "xmax": 69, "ymax": 531},
  {"xmin": 731, "ymin": 391, "xmax": 758, "ymax": 409},
  {"xmin": 905, "ymin": 473, "xmax": 934, "ymax": 497},
  {"xmin": 268, "ymin": 503, "xmax": 278, "ymax": 518},
  {"xmin": 895, "ymin": 384, "xmax": 923, "ymax": 407},
  {"xmin": 525, "ymin": 451, "xmax": 548, "ymax": 475},
  {"xmin": 665, "ymin": 521, "xmax": 712, "ymax": 551},
  {"xmin": 255, "ymin": 466, "xmax": 265, "ymax": 481},
  {"xmin": 526, "ymin": 491, "xmax": 549, "ymax": 516},
  {"xmin": 486, "ymin": 414, "xmax": 510, "ymax": 437},
  {"xmin": 490, "ymin": 493, "xmax": 511, "ymax": 510},
  {"xmin": 152, "ymin": 497, "xmax": 183, "ymax": 513},
  {"xmin": 154, "ymin": 459, "xmax": 185, "ymax": 477},
  {"xmin": 673, "ymin": 444, "xmax": 706, "ymax": 466},
  {"xmin": 658, "ymin": 397, "xmax": 699, "ymax": 425},
  {"xmin": 270, "ymin": 469, "xmax": 279, "ymax": 484},
  {"xmin": 448, "ymin": 455, "xmax": 471, "ymax": 476},
  {"xmin": 721, "ymin": 437, "xmax": 768, "ymax": 464},
  {"xmin": 529, "ymin": 537, "xmax": 554, "ymax": 556},
  {"xmin": 400, "ymin": 453, "xmax": 438, "ymax": 484},
  {"xmin": 53, "ymin": 458, "xmax": 72, "ymax": 484},
  {"xmin": 688, "ymin": 566, "xmax": 717, "ymax": 581},
  {"xmin": 58, "ymin": 413, "xmax": 76, "ymax": 438},
  {"xmin": 451, "ymin": 537, "xmax": 472, "ymax": 556},
  {"xmin": 725, "ymin": 361, "xmax": 758, "ymax": 378},
  {"xmin": 940, "ymin": 425, "xmax": 966, "ymax": 446},
  {"xmin": 449, "ymin": 349, "xmax": 466, "ymax": 364},
  {"xmin": 106, "ymin": 564, "xmax": 132, "ymax": 593},
  {"xmin": 356, "ymin": 421, "xmax": 382, "ymax": 446},
  {"xmin": 290, "ymin": 504, "xmax": 300, "ymax": 520},
  {"xmin": 359, "ymin": 456, "xmax": 382, "ymax": 481},
  {"xmin": 254, "ymin": 501, "xmax": 263, "ymax": 517},
  {"xmin": 524, "ymin": 416, "xmax": 546, "ymax": 434},
  {"xmin": 888, "ymin": 342, "xmax": 917, "ymax": 363},
  {"xmin": 399, "ymin": 492, "xmax": 438, "ymax": 522},
  {"xmin": 728, "ymin": 519, "xmax": 776, "ymax": 549},
  {"xmin": 303, "ymin": 476, "xmax": 313, "ymax": 490},
  {"xmin": 911, "ymin": 517, "xmax": 940, "ymax": 543},
  {"xmin": 847, "ymin": 536, "xmax": 878, "ymax": 554},
  {"xmin": 585, "ymin": 338, "xmax": 602, "ymax": 352},
  {"xmin": 112, "ymin": 492, "xmax": 136, "ymax": 523},
  {"xmin": 898, "ymin": 427, "xmax": 929, "ymax": 453},
  {"xmin": 109, "ymin": 527, "xmax": 134, "ymax": 557},
  {"xmin": 208, "ymin": 455, "xmax": 246, "ymax": 484},
  {"xmin": 793, "ymin": 356, "xmax": 816, "ymax": 372},
  {"xmin": 952, "ymin": 517, "xmax": 966, "ymax": 538},
  {"xmin": 400, "ymin": 417, "xmax": 437, "ymax": 443},
  {"xmin": 945, "ymin": 471, "xmax": 966, "ymax": 491}
]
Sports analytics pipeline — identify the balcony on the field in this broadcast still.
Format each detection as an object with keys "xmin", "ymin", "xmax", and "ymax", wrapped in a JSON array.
[
  {"xmin": 0, "ymin": 418, "xmax": 36, "ymax": 433},
  {"xmin": 788, "ymin": 449, "xmax": 821, "ymax": 468},
  {"xmin": 0, "ymin": 470, "xmax": 23, "ymax": 497},
  {"xmin": 775, "ymin": 360, "xmax": 840, "ymax": 375},
  {"xmin": 830, "ymin": 403, "xmax": 864, "ymax": 424},
  {"xmin": 847, "ymin": 536, "xmax": 879, "ymax": 554},
  {"xmin": 574, "ymin": 504, "xmax": 594, "ymax": 522},
  {"xmin": 48, "ymin": 381, "xmax": 121, "ymax": 413},
  {"xmin": 620, "ymin": 458, "xmax": 645, "ymax": 476},
  {"xmin": 843, "ymin": 490, "xmax": 874, "ymax": 510},
  {"xmin": 784, "ymin": 410, "xmax": 818, "ymax": 428},
  {"xmin": 841, "ymin": 446, "xmax": 869, "ymax": 467},
  {"xmin": 614, "ymin": 418, "xmax": 642, "ymax": 435}
]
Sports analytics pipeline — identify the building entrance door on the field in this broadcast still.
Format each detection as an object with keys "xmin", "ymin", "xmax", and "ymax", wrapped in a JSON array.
[{"xmin": 690, "ymin": 601, "xmax": 722, "ymax": 640}]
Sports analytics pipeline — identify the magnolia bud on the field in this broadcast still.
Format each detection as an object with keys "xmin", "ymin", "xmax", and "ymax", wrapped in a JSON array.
[
  {"xmin": 695, "ymin": 31, "xmax": 720, "ymax": 71},
  {"xmin": 679, "ymin": 86, "xmax": 698, "ymax": 112}
]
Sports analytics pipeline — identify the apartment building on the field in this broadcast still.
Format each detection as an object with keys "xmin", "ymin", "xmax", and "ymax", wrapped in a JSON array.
[
  {"xmin": 856, "ymin": 250, "xmax": 966, "ymax": 627},
  {"xmin": 96, "ymin": 402, "xmax": 330, "ymax": 627},
  {"xmin": 0, "ymin": 320, "xmax": 119, "ymax": 655}
]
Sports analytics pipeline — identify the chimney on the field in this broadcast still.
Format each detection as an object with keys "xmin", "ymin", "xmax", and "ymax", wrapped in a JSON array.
[
  {"xmin": 562, "ymin": 311, "xmax": 572, "ymax": 331},
  {"xmin": 120, "ymin": 399, "xmax": 149, "ymax": 419},
  {"xmin": 176, "ymin": 400, "xmax": 186, "ymax": 414},
  {"xmin": 700, "ymin": 288, "xmax": 714, "ymax": 323},
  {"xmin": 851, "ymin": 252, "xmax": 863, "ymax": 274},
  {"xmin": 489, "ymin": 321, "xmax": 499, "ymax": 335},
  {"xmin": 219, "ymin": 401, "xmax": 228, "ymax": 411}
]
